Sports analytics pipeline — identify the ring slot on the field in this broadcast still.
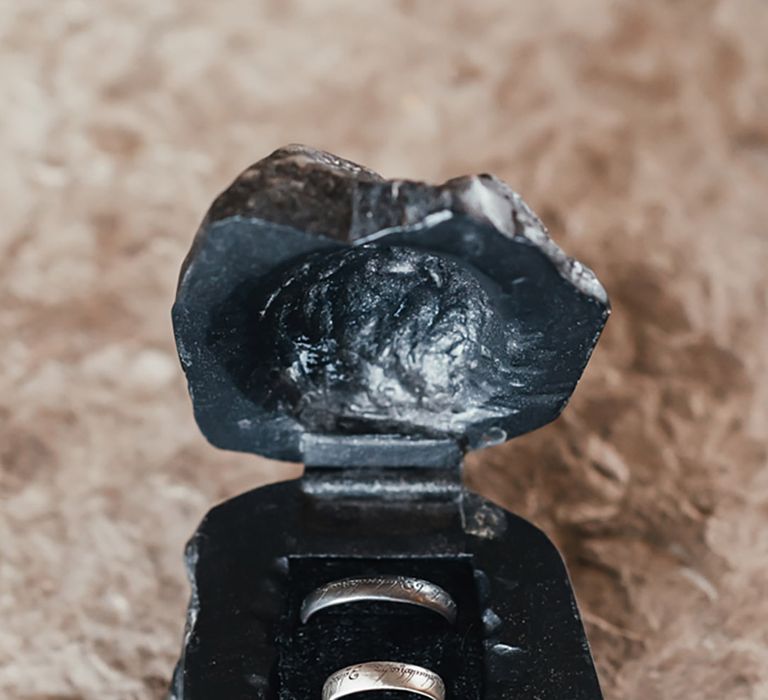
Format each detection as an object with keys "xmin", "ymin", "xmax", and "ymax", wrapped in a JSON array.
[
  {"xmin": 322, "ymin": 661, "xmax": 446, "ymax": 700},
  {"xmin": 300, "ymin": 575, "xmax": 457, "ymax": 624}
]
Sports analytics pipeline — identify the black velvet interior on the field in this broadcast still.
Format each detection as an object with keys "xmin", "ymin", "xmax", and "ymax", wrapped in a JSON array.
[{"xmin": 278, "ymin": 557, "xmax": 484, "ymax": 699}]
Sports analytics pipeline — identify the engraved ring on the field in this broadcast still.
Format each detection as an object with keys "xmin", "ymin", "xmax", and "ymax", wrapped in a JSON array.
[
  {"xmin": 322, "ymin": 661, "xmax": 446, "ymax": 700},
  {"xmin": 300, "ymin": 575, "xmax": 457, "ymax": 624}
]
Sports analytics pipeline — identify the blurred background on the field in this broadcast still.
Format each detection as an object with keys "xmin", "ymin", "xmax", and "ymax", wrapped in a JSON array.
[{"xmin": 1, "ymin": 1, "xmax": 767, "ymax": 698}]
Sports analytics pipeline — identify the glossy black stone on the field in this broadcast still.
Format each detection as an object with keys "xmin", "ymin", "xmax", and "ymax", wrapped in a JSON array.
[{"xmin": 173, "ymin": 145, "xmax": 609, "ymax": 461}]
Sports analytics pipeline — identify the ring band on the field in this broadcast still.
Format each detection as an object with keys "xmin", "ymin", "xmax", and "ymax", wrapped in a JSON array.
[
  {"xmin": 322, "ymin": 661, "xmax": 446, "ymax": 700},
  {"xmin": 300, "ymin": 575, "xmax": 457, "ymax": 624}
]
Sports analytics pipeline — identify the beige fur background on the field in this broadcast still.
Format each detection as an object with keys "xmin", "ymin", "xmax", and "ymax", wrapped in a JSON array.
[{"xmin": 1, "ymin": 1, "xmax": 767, "ymax": 698}]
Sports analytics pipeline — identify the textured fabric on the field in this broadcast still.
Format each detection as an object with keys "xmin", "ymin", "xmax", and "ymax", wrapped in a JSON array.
[{"xmin": 1, "ymin": 1, "xmax": 766, "ymax": 698}]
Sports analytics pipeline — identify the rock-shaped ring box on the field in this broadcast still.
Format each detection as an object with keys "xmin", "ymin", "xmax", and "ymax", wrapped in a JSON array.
[{"xmin": 170, "ymin": 146, "xmax": 609, "ymax": 700}]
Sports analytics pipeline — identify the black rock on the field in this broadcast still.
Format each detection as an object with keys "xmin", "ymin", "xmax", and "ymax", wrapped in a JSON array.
[
  {"xmin": 173, "ymin": 145, "xmax": 609, "ymax": 461},
  {"xmin": 169, "ymin": 146, "xmax": 610, "ymax": 700}
]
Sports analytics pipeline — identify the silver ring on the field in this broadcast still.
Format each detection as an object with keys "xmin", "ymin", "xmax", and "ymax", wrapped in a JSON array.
[
  {"xmin": 300, "ymin": 575, "xmax": 457, "ymax": 624},
  {"xmin": 322, "ymin": 661, "xmax": 445, "ymax": 700}
]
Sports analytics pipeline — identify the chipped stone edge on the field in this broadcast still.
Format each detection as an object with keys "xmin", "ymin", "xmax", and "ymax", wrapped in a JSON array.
[
  {"xmin": 167, "ymin": 535, "xmax": 201, "ymax": 700},
  {"xmin": 192, "ymin": 145, "xmax": 609, "ymax": 308},
  {"xmin": 454, "ymin": 175, "xmax": 609, "ymax": 306}
]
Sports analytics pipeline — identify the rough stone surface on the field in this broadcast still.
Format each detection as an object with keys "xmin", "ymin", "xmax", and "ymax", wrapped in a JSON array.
[
  {"xmin": 256, "ymin": 245, "xmax": 506, "ymax": 435},
  {"xmin": 1, "ymin": 2, "xmax": 767, "ymax": 699}
]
